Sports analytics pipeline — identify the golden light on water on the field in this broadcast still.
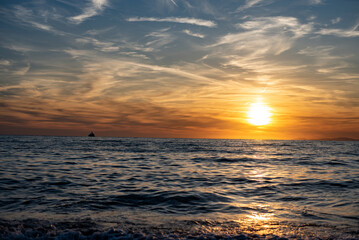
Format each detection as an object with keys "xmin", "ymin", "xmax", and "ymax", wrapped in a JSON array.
[
  {"xmin": 248, "ymin": 213, "xmax": 273, "ymax": 221},
  {"xmin": 247, "ymin": 101, "xmax": 272, "ymax": 126},
  {"xmin": 231, "ymin": 211, "xmax": 278, "ymax": 236}
]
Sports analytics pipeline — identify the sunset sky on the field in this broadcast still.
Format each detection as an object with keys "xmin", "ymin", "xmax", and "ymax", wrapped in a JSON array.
[{"xmin": 1, "ymin": 0, "xmax": 358, "ymax": 139}]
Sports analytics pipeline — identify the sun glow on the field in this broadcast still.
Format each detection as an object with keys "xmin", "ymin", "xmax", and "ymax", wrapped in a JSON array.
[{"xmin": 247, "ymin": 101, "xmax": 272, "ymax": 126}]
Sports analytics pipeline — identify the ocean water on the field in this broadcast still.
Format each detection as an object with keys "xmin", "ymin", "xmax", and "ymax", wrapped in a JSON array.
[{"xmin": 0, "ymin": 135, "xmax": 358, "ymax": 239}]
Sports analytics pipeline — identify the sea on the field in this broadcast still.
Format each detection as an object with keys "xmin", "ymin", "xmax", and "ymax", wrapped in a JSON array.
[{"xmin": 0, "ymin": 135, "xmax": 358, "ymax": 240}]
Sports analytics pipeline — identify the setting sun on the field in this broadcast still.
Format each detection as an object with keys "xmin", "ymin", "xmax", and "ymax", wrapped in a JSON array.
[{"xmin": 247, "ymin": 102, "xmax": 272, "ymax": 126}]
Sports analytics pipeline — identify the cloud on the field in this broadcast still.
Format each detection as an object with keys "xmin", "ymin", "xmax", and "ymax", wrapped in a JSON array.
[
  {"xmin": 0, "ymin": 60, "xmax": 11, "ymax": 66},
  {"xmin": 7, "ymin": 44, "xmax": 43, "ymax": 53},
  {"xmin": 69, "ymin": 0, "xmax": 108, "ymax": 24},
  {"xmin": 236, "ymin": 0, "xmax": 268, "ymax": 12},
  {"xmin": 318, "ymin": 21, "xmax": 359, "ymax": 38},
  {"xmin": 85, "ymin": 27, "xmax": 114, "ymax": 35},
  {"xmin": 153, "ymin": 0, "xmax": 178, "ymax": 11},
  {"xmin": 297, "ymin": 46, "xmax": 348, "ymax": 74},
  {"xmin": 183, "ymin": 29, "xmax": 205, "ymax": 38},
  {"xmin": 13, "ymin": 6, "xmax": 55, "ymax": 32},
  {"xmin": 14, "ymin": 63, "xmax": 31, "ymax": 76},
  {"xmin": 309, "ymin": 0, "xmax": 322, "ymax": 5},
  {"xmin": 145, "ymin": 28, "xmax": 175, "ymax": 48},
  {"xmin": 126, "ymin": 17, "xmax": 217, "ymax": 28},
  {"xmin": 236, "ymin": 16, "xmax": 312, "ymax": 38},
  {"xmin": 29, "ymin": 21, "xmax": 53, "ymax": 31},
  {"xmin": 215, "ymin": 16, "xmax": 312, "ymax": 57},
  {"xmin": 298, "ymin": 46, "xmax": 336, "ymax": 58},
  {"xmin": 75, "ymin": 37, "xmax": 120, "ymax": 52},
  {"xmin": 317, "ymin": 28, "xmax": 359, "ymax": 37},
  {"xmin": 13, "ymin": 5, "xmax": 32, "ymax": 19},
  {"xmin": 200, "ymin": 16, "xmax": 319, "ymax": 90},
  {"xmin": 63, "ymin": 48, "xmax": 218, "ymax": 102},
  {"xmin": 11, "ymin": 5, "xmax": 64, "ymax": 35},
  {"xmin": 169, "ymin": 0, "xmax": 178, "ymax": 7},
  {"xmin": 331, "ymin": 17, "xmax": 341, "ymax": 24}
]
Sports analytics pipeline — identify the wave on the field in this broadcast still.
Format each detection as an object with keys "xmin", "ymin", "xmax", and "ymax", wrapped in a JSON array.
[
  {"xmin": 278, "ymin": 179, "xmax": 359, "ymax": 190},
  {"xmin": 50, "ymin": 191, "xmax": 232, "ymax": 214}
]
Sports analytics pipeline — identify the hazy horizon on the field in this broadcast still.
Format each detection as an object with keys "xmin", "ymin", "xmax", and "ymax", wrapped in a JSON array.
[{"xmin": 1, "ymin": 133, "xmax": 359, "ymax": 142}]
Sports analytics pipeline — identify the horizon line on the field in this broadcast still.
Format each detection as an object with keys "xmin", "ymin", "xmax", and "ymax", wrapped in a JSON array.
[{"xmin": 1, "ymin": 133, "xmax": 358, "ymax": 142}]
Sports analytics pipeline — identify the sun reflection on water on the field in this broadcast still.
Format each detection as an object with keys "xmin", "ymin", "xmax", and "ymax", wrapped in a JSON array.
[
  {"xmin": 248, "ymin": 213, "xmax": 274, "ymax": 221},
  {"xmin": 236, "ymin": 213, "xmax": 279, "ymax": 236}
]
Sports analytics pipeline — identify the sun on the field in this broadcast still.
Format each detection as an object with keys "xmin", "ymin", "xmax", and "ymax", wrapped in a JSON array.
[{"xmin": 247, "ymin": 102, "xmax": 272, "ymax": 126}]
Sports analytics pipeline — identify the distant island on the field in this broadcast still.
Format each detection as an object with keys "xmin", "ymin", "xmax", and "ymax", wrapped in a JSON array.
[{"xmin": 88, "ymin": 131, "xmax": 95, "ymax": 137}]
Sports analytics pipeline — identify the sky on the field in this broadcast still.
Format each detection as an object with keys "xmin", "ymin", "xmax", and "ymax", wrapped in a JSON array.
[{"xmin": 0, "ymin": 0, "xmax": 359, "ymax": 139}]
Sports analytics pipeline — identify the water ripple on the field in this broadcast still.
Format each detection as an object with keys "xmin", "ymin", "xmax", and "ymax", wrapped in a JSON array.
[{"xmin": 0, "ymin": 136, "xmax": 358, "ymax": 239}]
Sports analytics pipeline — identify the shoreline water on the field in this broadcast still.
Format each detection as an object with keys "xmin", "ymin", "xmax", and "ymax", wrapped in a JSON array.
[{"xmin": 1, "ymin": 217, "xmax": 358, "ymax": 240}]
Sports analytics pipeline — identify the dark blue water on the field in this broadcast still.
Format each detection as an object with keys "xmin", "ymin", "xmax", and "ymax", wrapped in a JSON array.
[{"xmin": 0, "ymin": 136, "xmax": 358, "ymax": 239}]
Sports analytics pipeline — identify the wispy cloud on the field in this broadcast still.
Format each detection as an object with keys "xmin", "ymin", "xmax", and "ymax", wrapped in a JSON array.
[
  {"xmin": 309, "ymin": 0, "xmax": 322, "ymax": 5},
  {"xmin": 236, "ymin": 0, "xmax": 267, "ymax": 12},
  {"xmin": 317, "ymin": 21, "xmax": 359, "ymax": 38},
  {"xmin": 14, "ymin": 63, "xmax": 31, "ymax": 76},
  {"xmin": 127, "ymin": 17, "xmax": 217, "ymax": 28},
  {"xmin": 298, "ymin": 45, "xmax": 348, "ymax": 73},
  {"xmin": 215, "ymin": 17, "xmax": 312, "ymax": 56},
  {"xmin": 7, "ymin": 44, "xmax": 40, "ymax": 53},
  {"xmin": 169, "ymin": 0, "xmax": 178, "ymax": 7},
  {"xmin": 7, "ymin": 5, "xmax": 70, "ymax": 37},
  {"xmin": 298, "ymin": 46, "xmax": 336, "ymax": 58},
  {"xmin": 236, "ymin": 16, "xmax": 312, "ymax": 38},
  {"xmin": 13, "ymin": 5, "xmax": 32, "ymax": 19},
  {"xmin": 75, "ymin": 37, "xmax": 120, "ymax": 52},
  {"xmin": 12, "ymin": 5, "xmax": 59, "ymax": 34},
  {"xmin": 85, "ymin": 27, "xmax": 114, "ymax": 35},
  {"xmin": 153, "ymin": 0, "xmax": 179, "ymax": 11},
  {"xmin": 0, "ymin": 60, "xmax": 11, "ymax": 66},
  {"xmin": 201, "ymin": 16, "xmax": 316, "ymax": 91},
  {"xmin": 331, "ymin": 17, "xmax": 341, "ymax": 24},
  {"xmin": 317, "ymin": 28, "xmax": 359, "ymax": 38},
  {"xmin": 145, "ymin": 28, "xmax": 175, "ymax": 48},
  {"xmin": 30, "ymin": 21, "xmax": 53, "ymax": 31},
  {"xmin": 183, "ymin": 29, "xmax": 205, "ymax": 38},
  {"xmin": 69, "ymin": 0, "xmax": 108, "ymax": 24}
]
